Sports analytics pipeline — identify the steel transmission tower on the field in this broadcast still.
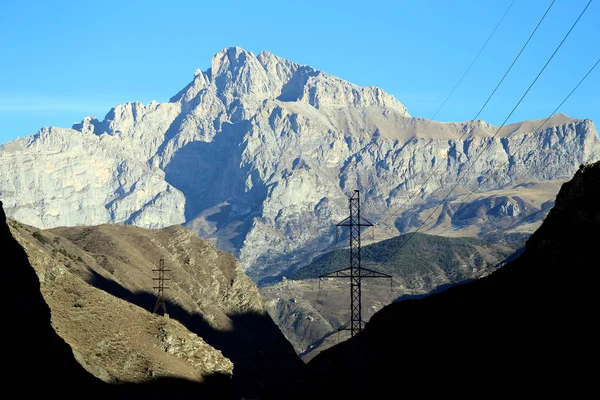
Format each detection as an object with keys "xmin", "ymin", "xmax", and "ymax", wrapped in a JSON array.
[
  {"xmin": 320, "ymin": 190, "xmax": 392, "ymax": 338},
  {"xmin": 153, "ymin": 258, "xmax": 170, "ymax": 316}
]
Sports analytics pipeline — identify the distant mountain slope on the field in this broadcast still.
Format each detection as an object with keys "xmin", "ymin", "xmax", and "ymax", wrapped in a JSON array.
[
  {"xmin": 261, "ymin": 232, "xmax": 521, "ymax": 359},
  {"xmin": 285, "ymin": 161, "xmax": 600, "ymax": 398},
  {"xmin": 288, "ymin": 232, "xmax": 521, "ymax": 283},
  {"xmin": 1, "ymin": 46, "xmax": 598, "ymax": 280}
]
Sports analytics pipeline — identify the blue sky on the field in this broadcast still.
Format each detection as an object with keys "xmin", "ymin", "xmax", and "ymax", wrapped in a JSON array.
[{"xmin": 0, "ymin": 0, "xmax": 598, "ymax": 144}]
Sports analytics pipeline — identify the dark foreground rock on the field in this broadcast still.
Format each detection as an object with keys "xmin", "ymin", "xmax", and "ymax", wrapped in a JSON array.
[{"xmin": 284, "ymin": 161, "xmax": 600, "ymax": 399}]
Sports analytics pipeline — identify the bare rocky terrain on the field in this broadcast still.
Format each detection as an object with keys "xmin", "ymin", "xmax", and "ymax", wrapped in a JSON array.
[
  {"xmin": 2, "ymin": 45, "xmax": 599, "ymax": 398},
  {"xmin": 262, "ymin": 279, "xmax": 394, "ymax": 362},
  {"xmin": 2, "ymin": 42, "xmax": 599, "ymax": 400},
  {"xmin": 0, "ymin": 47, "xmax": 598, "ymax": 282}
]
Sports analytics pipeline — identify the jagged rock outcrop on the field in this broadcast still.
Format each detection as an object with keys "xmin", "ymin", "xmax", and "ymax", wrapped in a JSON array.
[
  {"xmin": 1, "ymin": 47, "xmax": 599, "ymax": 280},
  {"xmin": 285, "ymin": 161, "xmax": 600, "ymax": 399}
]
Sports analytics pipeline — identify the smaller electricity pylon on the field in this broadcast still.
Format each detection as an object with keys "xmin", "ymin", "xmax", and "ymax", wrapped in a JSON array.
[{"xmin": 152, "ymin": 258, "xmax": 170, "ymax": 316}]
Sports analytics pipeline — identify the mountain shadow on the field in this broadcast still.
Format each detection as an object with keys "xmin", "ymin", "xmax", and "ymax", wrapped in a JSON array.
[
  {"xmin": 2, "ymin": 200, "xmax": 236, "ymax": 399},
  {"xmin": 164, "ymin": 120, "xmax": 256, "ymax": 222},
  {"xmin": 281, "ymin": 161, "xmax": 600, "ymax": 399},
  {"xmin": 87, "ymin": 270, "xmax": 301, "ymax": 399}
]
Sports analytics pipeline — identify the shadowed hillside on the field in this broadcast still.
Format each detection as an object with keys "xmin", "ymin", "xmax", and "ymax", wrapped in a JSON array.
[
  {"xmin": 3, "ymin": 199, "xmax": 301, "ymax": 399},
  {"xmin": 261, "ymin": 233, "xmax": 521, "ymax": 360},
  {"xmin": 284, "ymin": 161, "xmax": 600, "ymax": 399},
  {"xmin": 3, "ymin": 200, "xmax": 103, "ymax": 396},
  {"xmin": 3, "ymin": 200, "xmax": 241, "ymax": 398},
  {"xmin": 289, "ymin": 232, "xmax": 521, "ymax": 283}
]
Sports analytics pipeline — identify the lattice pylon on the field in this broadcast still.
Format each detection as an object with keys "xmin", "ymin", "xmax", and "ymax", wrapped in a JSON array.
[
  {"xmin": 152, "ymin": 258, "xmax": 171, "ymax": 316},
  {"xmin": 319, "ymin": 190, "xmax": 392, "ymax": 398},
  {"xmin": 320, "ymin": 190, "xmax": 392, "ymax": 337}
]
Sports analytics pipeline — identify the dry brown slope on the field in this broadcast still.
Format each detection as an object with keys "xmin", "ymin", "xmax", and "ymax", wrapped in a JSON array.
[
  {"xmin": 385, "ymin": 178, "xmax": 567, "ymax": 240},
  {"xmin": 23, "ymin": 221, "xmax": 301, "ymax": 398},
  {"xmin": 50, "ymin": 223, "xmax": 264, "ymax": 325},
  {"xmin": 9, "ymin": 220, "xmax": 233, "ymax": 383}
]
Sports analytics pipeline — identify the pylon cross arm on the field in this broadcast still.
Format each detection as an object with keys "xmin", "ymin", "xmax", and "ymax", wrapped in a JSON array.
[
  {"xmin": 357, "ymin": 267, "xmax": 392, "ymax": 278},
  {"xmin": 337, "ymin": 219, "xmax": 373, "ymax": 227},
  {"xmin": 319, "ymin": 267, "xmax": 353, "ymax": 278},
  {"xmin": 319, "ymin": 266, "xmax": 391, "ymax": 279},
  {"xmin": 337, "ymin": 216, "xmax": 351, "ymax": 226}
]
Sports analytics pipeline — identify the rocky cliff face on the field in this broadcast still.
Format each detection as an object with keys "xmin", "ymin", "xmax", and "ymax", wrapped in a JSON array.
[
  {"xmin": 1, "ymin": 47, "xmax": 598, "ymax": 280},
  {"xmin": 0, "ymin": 126, "xmax": 185, "ymax": 229},
  {"xmin": 286, "ymin": 160, "xmax": 600, "ymax": 399}
]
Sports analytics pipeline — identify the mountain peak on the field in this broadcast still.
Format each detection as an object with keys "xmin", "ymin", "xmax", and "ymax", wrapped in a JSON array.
[
  {"xmin": 215, "ymin": 45, "xmax": 249, "ymax": 57},
  {"xmin": 210, "ymin": 46, "xmax": 256, "ymax": 79},
  {"xmin": 165, "ymin": 47, "xmax": 412, "ymax": 118}
]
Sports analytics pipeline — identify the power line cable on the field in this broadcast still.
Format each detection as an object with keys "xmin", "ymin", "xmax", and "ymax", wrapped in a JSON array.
[
  {"xmin": 374, "ymin": 0, "xmax": 594, "ymax": 268},
  {"xmin": 303, "ymin": 5, "xmax": 595, "ymax": 359},
  {"xmin": 298, "ymin": 0, "xmax": 552, "ymax": 284},
  {"xmin": 470, "ymin": 0, "xmax": 556, "ymax": 122},
  {"xmin": 367, "ymin": 0, "xmax": 556, "ymax": 238},
  {"xmin": 426, "ymin": 0, "xmax": 517, "ymax": 125},
  {"xmin": 370, "ymin": 55, "xmax": 599, "ymax": 296},
  {"xmin": 422, "ymin": 55, "xmax": 600, "ymax": 241}
]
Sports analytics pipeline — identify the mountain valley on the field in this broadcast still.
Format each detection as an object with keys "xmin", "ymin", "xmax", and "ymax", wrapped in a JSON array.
[{"xmin": 2, "ymin": 45, "xmax": 599, "ymax": 399}]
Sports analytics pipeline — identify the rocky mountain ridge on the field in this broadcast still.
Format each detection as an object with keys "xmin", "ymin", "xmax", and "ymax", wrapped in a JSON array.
[{"xmin": 1, "ymin": 46, "xmax": 598, "ymax": 280}]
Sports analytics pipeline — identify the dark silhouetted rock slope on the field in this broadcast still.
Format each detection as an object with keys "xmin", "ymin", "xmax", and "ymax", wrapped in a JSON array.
[
  {"xmin": 3, "ymin": 201, "xmax": 301, "ymax": 399},
  {"xmin": 2, "ymin": 200, "xmax": 102, "ymax": 396},
  {"xmin": 289, "ymin": 161, "xmax": 600, "ymax": 399}
]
